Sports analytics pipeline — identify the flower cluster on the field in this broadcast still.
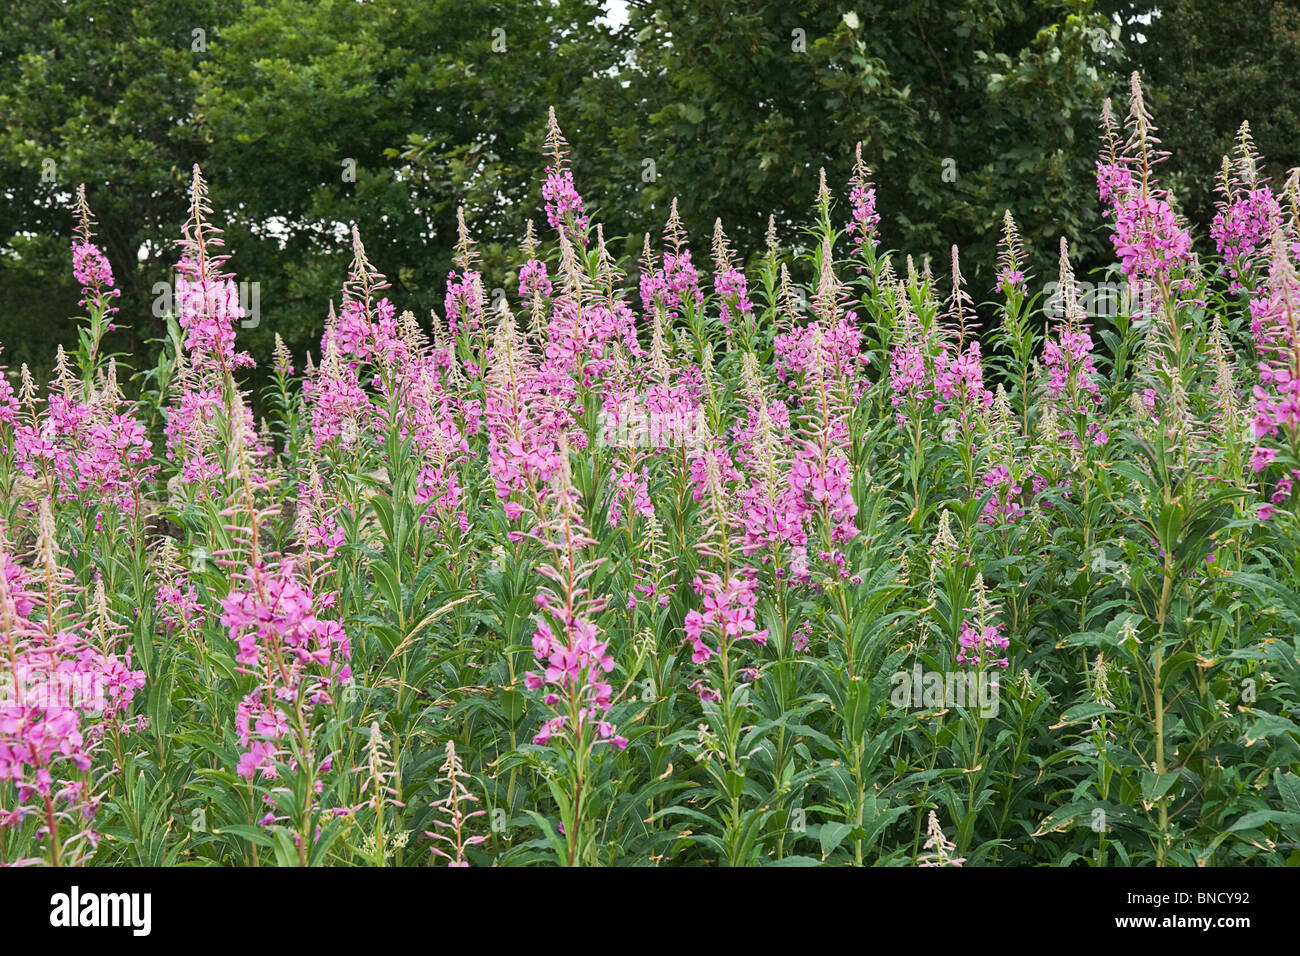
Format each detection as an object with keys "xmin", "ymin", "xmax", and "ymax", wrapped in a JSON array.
[
  {"xmin": 221, "ymin": 561, "xmax": 352, "ymax": 781},
  {"xmin": 996, "ymin": 210, "xmax": 1028, "ymax": 295},
  {"xmin": 71, "ymin": 243, "xmax": 119, "ymax": 311},
  {"xmin": 525, "ymin": 616, "xmax": 626, "ymax": 749},
  {"xmin": 1248, "ymin": 232, "xmax": 1300, "ymax": 465},
  {"xmin": 0, "ymin": 539, "xmax": 143, "ymax": 865},
  {"xmin": 774, "ymin": 318, "xmax": 866, "ymax": 390},
  {"xmin": 426, "ymin": 741, "xmax": 486, "ymax": 866},
  {"xmin": 683, "ymin": 570, "xmax": 769, "ymax": 669},
  {"xmin": 1097, "ymin": 79, "xmax": 1196, "ymax": 291},
  {"xmin": 71, "ymin": 187, "xmax": 121, "ymax": 315},
  {"xmin": 845, "ymin": 142, "xmax": 881, "ymax": 260},
  {"xmin": 542, "ymin": 106, "xmax": 589, "ymax": 242},
  {"xmin": 957, "ymin": 576, "xmax": 1009, "ymax": 669},
  {"xmin": 1212, "ymin": 188, "xmax": 1281, "ymax": 292}
]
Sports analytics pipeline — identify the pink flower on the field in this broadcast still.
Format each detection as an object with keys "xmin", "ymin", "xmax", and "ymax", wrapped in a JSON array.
[
  {"xmin": 72, "ymin": 241, "xmax": 121, "ymax": 313},
  {"xmin": 683, "ymin": 570, "xmax": 769, "ymax": 666},
  {"xmin": 237, "ymin": 740, "xmax": 278, "ymax": 781},
  {"xmin": 844, "ymin": 144, "xmax": 882, "ymax": 259},
  {"xmin": 519, "ymin": 259, "xmax": 552, "ymax": 299},
  {"xmin": 957, "ymin": 619, "xmax": 1010, "ymax": 669},
  {"xmin": 221, "ymin": 560, "xmax": 351, "ymax": 793},
  {"xmin": 1212, "ymin": 188, "xmax": 1281, "ymax": 291},
  {"xmin": 542, "ymin": 168, "xmax": 589, "ymax": 241},
  {"xmin": 714, "ymin": 268, "xmax": 753, "ymax": 329}
]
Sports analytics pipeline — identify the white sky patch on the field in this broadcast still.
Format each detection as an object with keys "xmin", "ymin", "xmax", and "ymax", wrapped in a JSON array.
[{"xmin": 600, "ymin": 0, "xmax": 629, "ymax": 29}]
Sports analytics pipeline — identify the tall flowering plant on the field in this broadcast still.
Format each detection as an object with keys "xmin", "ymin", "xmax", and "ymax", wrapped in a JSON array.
[
  {"xmin": 521, "ymin": 444, "xmax": 627, "ymax": 866},
  {"xmin": 1246, "ymin": 230, "xmax": 1300, "ymax": 520},
  {"xmin": 219, "ymin": 552, "xmax": 352, "ymax": 861},
  {"xmin": 68, "ymin": 186, "xmax": 120, "ymax": 389},
  {"xmin": 1097, "ymin": 76, "xmax": 1198, "ymax": 359},
  {"xmin": 0, "ymin": 522, "xmax": 143, "ymax": 867},
  {"xmin": 163, "ymin": 166, "xmax": 261, "ymax": 502},
  {"xmin": 1211, "ymin": 123, "xmax": 1283, "ymax": 295}
]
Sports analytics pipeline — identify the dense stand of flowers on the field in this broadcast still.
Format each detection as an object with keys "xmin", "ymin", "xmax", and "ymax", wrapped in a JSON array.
[
  {"xmin": 0, "ymin": 512, "xmax": 143, "ymax": 865},
  {"xmin": 3, "ymin": 73, "xmax": 1300, "ymax": 868}
]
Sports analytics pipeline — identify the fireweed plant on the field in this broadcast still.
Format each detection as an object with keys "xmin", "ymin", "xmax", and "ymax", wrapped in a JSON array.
[{"xmin": 3, "ymin": 75, "xmax": 1300, "ymax": 867}]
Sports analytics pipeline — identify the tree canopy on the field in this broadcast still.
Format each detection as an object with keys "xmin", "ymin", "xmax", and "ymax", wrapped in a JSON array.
[{"xmin": 3, "ymin": 0, "xmax": 1296, "ymax": 374}]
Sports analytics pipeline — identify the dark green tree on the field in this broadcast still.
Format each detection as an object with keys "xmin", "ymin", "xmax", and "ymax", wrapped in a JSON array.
[
  {"xmin": 1107, "ymin": 0, "xmax": 1300, "ymax": 231},
  {"xmin": 572, "ymin": 0, "xmax": 1124, "ymax": 289},
  {"xmin": 20, "ymin": 0, "xmax": 1295, "ymax": 374},
  {"xmin": 0, "ymin": 0, "xmax": 242, "ymax": 372},
  {"xmin": 194, "ymin": 0, "xmax": 622, "ymax": 357}
]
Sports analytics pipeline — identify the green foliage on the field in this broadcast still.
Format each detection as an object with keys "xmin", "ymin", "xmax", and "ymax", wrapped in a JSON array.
[{"xmin": 577, "ymin": 0, "xmax": 1121, "ymax": 283}]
